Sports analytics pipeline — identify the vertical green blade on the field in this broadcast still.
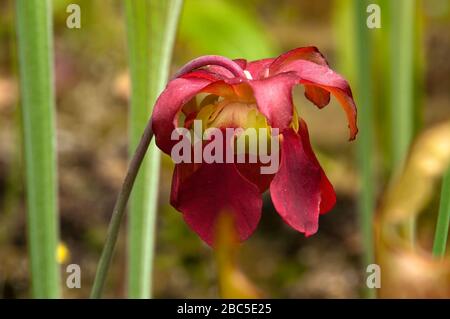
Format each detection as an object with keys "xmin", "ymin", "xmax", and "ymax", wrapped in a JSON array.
[
  {"xmin": 390, "ymin": 0, "xmax": 416, "ymax": 168},
  {"xmin": 390, "ymin": 0, "xmax": 419, "ymax": 245},
  {"xmin": 15, "ymin": 0, "xmax": 60, "ymax": 298}
]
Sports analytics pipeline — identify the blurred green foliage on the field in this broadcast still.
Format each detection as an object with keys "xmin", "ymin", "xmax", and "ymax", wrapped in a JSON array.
[{"xmin": 179, "ymin": 0, "xmax": 277, "ymax": 60}]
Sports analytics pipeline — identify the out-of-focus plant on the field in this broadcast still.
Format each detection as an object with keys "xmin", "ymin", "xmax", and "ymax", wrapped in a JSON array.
[
  {"xmin": 179, "ymin": 0, "xmax": 276, "ymax": 60},
  {"xmin": 376, "ymin": 121, "xmax": 450, "ymax": 298},
  {"xmin": 389, "ymin": 0, "xmax": 423, "ymax": 245},
  {"xmin": 334, "ymin": 0, "xmax": 375, "ymax": 297},
  {"xmin": 124, "ymin": 0, "xmax": 183, "ymax": 299},
  {"xmin": 214, "ymin": 212, "xmax": 262, "ymax": 299},
  {"xmin": 15, "ymin": 0, "xmax": 60, "ymax": 298},
  {"xmin": 335, "ymin": 0, "xmax": 425, "ymax": 298}
]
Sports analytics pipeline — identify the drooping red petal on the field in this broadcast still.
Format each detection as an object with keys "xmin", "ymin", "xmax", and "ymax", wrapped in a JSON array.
[
  {"xmin": 269, "ymin": 46, "xmax": 331, "ymax": 109},
  {"xmin": 270, "ymin": 127, "xmax": 335, "ymax": 237},
  {"xmin": 297, "ymin": 120, "xmax": 336, "ymax": 214},
  {"xmin": 151, "ymin": 76, "xmax": 215, "ymax": 154},
  {"xmin": 248, "ymin": 72, "xmax": 298, "ymax": 130},
  {"xmin": 173, "ymin": 162, "xmax": 262, "ymax": 245},
  {"xmin": 276, "ymin": 59, "xmax": 358, "ymax": 140}
]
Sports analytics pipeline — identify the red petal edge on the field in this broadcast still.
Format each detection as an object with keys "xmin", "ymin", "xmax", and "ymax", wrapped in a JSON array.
[{"xmin": 270, "ymin": 126, "xmax": 336, "ymax": 237}]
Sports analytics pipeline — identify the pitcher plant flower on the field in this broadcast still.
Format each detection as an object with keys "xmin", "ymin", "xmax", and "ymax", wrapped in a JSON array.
[{"xmin": 152, "ymin": 46, "xmax": 358, "ymax": 245}]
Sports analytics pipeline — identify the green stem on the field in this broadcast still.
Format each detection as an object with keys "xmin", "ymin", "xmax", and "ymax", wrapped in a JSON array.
[
  {"xmin": 15, "ymin": 0, "xmax": 60, "ymax": 298},
  {"xmin": 90, "ymin": 121, "xmax": 154, "ymax": 298},
  {"xmin": 432, "ymin": 168, "xmax": 450, "ymax": 258},
  {"xmin": 125, "ymin": 0, "xmax": 183, "ymax": 298}
]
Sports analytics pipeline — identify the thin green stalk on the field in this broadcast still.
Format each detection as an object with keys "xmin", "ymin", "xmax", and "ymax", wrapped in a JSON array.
[
  {"xmin": 354, "ymin": 0, "xmax": 375, "ymax": 298},
  {"xmin": 390, "ymin": 0, "xmax": 418, "ymax": 246},
  {"xmin": 390, "ymin": 0, "xmax": 415, "ymax": 168},
  {"xmin": 125, "ymin": 0, "xmax": 183, "ymax": 298},
  {"xmin": 15, "ymin": 0, "xmax": 59, "ymax": 298},
  {"xmin": 91, "ymin": 122, "xmax": 154, "ymax": 298},
  {"xmin": 372, "ymin": 0, "xmax": 393, "ymax": 172},
  {"xmin": 432, "ymin": 168, "xmax": 450, "ymax": 258}
]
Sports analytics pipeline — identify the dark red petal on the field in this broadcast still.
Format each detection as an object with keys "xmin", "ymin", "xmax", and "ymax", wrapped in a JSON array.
[
  {"xmin": 245, "ymin": 58, "xmax": 274, "ymax": 79},
  {"xmin": 173, "ymin": 162, "xmax": 262, "ymax": 245},
  {"xmin": 277, "ymin": 60, "xmax": 358, "ymax": 140},
  {"xmin": 297, "ymin": 120, "xmax": 336, "ymax": 214},
  {"xmin": 170, "ymin": 161, "xmax": 199, "ymax": 207},
  {"xmin": 151, "ymin": 76, "xmax": 214, "ymax": 154},
  {"xmin": 270, "ymin": 127, "xmax": 335, "ymax": 237},
  {"xmin": 248, "ymin": 72, "xmax": 298, "ymax": 130},
  {"xmin": 269, "ymin": 46, "xmax": 331, "ymax": 109},
  {"xmin": 235, "ymin": 154, "xmax": 276, "ymax": 193}
]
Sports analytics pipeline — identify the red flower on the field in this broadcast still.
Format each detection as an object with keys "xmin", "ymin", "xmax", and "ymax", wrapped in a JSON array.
[{"xmin": 152, "ymin": 47, "xmax": 357, "ymax": 245}]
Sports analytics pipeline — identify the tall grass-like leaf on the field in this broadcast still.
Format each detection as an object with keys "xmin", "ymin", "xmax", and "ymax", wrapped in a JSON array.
[
  {"xmin": 15, "ymin": 0, "xmax": 60, "ymax": 298},
  {"xmin": 125, "ymin": 0, "xmax": 183, "ymax": 298},
  {"xmin": 353, "ymin": 0, "xmax": 375, "ymax": 298},
  {"xmin": 390, "ymin": 0, "xmax": 415, "ymax": 168},
  {"xmin": 433, "ymin": 169, "xmax": 450, "ymax": 258},
  {"xmin": 390, "ymin": 0, "xmax": 419, "ymax": 244}
]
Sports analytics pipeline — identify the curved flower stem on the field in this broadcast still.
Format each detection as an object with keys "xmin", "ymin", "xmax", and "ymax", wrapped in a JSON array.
[
  {"xmin": 90, "ymin": 120, "xmax": 154, "ymax": 299},
  {"xmin": 172, "ymin": 55, "xmax": 246, "ymax": 79}
]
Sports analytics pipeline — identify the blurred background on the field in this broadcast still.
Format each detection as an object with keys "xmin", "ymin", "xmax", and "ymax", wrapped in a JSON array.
[{"xmin": 0, "ymin": 0, "xmax": 449, "ymax": 298}]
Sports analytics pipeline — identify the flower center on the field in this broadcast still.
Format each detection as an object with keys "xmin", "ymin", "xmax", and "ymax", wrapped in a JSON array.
[{"xmin": 196, "ymin": 100, "xmax": 268, "ymax": 131}]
